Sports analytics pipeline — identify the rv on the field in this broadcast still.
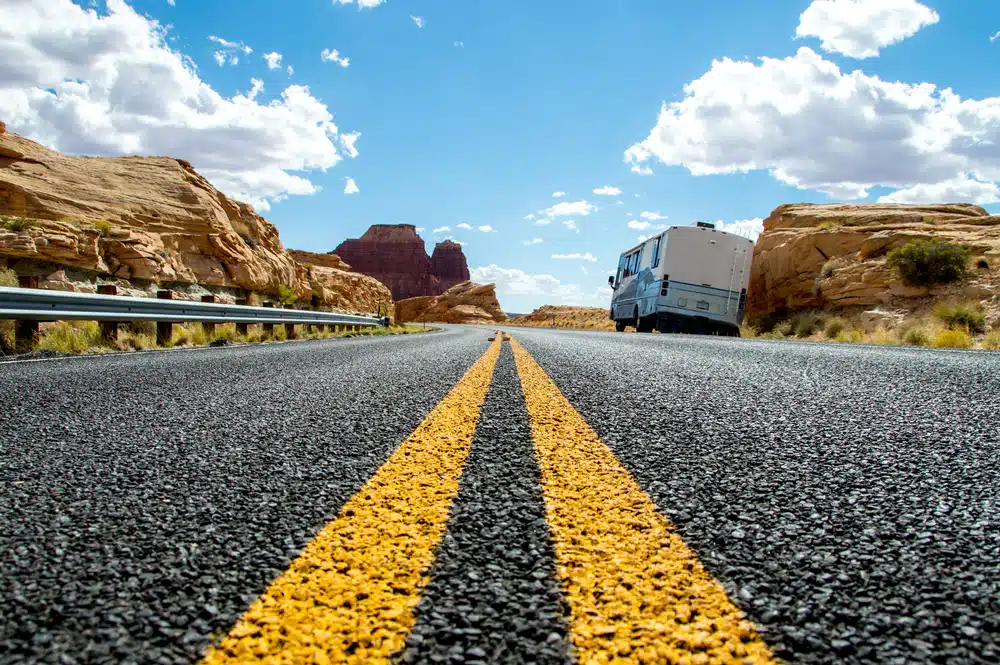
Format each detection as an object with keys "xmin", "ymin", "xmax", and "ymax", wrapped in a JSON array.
[{"xmin": 608, "ymin": 222, "xmax": 753, "ymax": 335}]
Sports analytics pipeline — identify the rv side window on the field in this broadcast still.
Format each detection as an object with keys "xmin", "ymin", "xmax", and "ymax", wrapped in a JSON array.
[{"xmin": 651, "ymin": 236, "xmax": 661, "ymax": 269}]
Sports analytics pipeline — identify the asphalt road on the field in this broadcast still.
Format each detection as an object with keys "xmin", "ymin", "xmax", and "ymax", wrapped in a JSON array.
[{"xmin": 1, "ymin": 325, "xmax": 998, "ymax": 664}]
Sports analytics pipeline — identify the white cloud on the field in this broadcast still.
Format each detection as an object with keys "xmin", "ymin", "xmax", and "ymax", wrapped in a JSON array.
[
  {"xmin": 320, "ymin": 48, "xmax": 350, "ymax": 68},
  {"xmin": 471, "ymin": 265, "xmax": 609, "ymax": 306},
  {"xmin": 415, "ymin": 227, "xmax": 425, "ymax": 232},
  {"xmin": 167, "ymin": 0, "xmax": 175, "ymax": 5},
  {"xmin": 992, "ymin": 31, "xmax": 1000, "ymax": 42},
  {"xmin": 454, "ymin": 41, "xmax": 464, "ymax": 48},
  {"xmin": 535, "ymin": 219, "xmax": 551, "ymax": 225},
  {"xmin": 411, "ymin": 15, "xmax": 424, "ymax": 28},
  {"xmin": 456, "ymin": 223, "xmax": 473, "ymax": 230},
  {"xmin": 716, "ymin": 218, "xmax": 765, "ymax": 240},
  {"xmin": 333, "ymin": 0, "xmax": 386, "ymax": 7},
  {"xmin": 628, "ymin": 220, "xmax": 651, "ymax": 230},
  {"xmin": 340, "ymin": 131, "xmax": 360, "ymax": 158},
  {"xmin": 592, "ymin": 185, "xmax": 622, "ymax": 196},
  {"xmin": 796, "ymin": 0, "xmax": 939, "ymax": 59},
  {"xmin": 478, "ymin": 225, "xmax": 496, "ymax": 232},
  {"xmin": 0, "ymin": 0, "xmax": 354, "ymax": 211},
  {"xmin": 640, "ymin": 211, "xmax": 667, "ymax": 220},
  {"xmin": 552, "ymin": 252, "xmax": 597, "ymax": 262},
  {"xmin": 877, "ymin": 175, "xmax": 1000, "ymax": 205},
  {"xmin": 552, "ymin": 191, "xmax": 567, "ymax": 198},
  {"xmin": 626, "ymin": 46, "xmax": 1000, "ymax": 201},
  {"xmin": 631, "ymin": 165, "xmax": 653, "ymax": 175},
  {"xmin": 524, "ymin": 237, "xmax": 543, "ymax": 245},
  {"xmin": 562, "ymin": 220, "xmax": 578, "ymax": 231},
  {"xmin": 541, "ymin": 200, "xmax": 595, "ymax": 218},
  {"xmin": 263, "ymin": 51, "xmax": 282, "ymax": 69},
  {"xmin": 432, "ymin": 226, "xmax": 451, "ymax": 233},
  {"xmin": 247, "ymin": 78, "xmax": 264, "ymax": 100},
  {"xmin": 343, "ymin": 177, "xmax": 359, "ymax": 195},
  {"xmin": 209, "ymin": 35, "xmax": 251, "ymax": 66}
]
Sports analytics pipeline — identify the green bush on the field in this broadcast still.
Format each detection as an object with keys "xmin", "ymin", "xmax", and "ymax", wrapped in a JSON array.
[
  {"xmin": 933, "ymin": 302, "xmax": 986, "ymax": 334},
  {"xmin": 791, "ymin": 311, "xmax": 825, "ymax": 338},
  {"xmin": 824, "ymin": 317, "xmax": 848, "ymax": 339},
  {"xmin": 887, "ymin": 239, "xmax": 969, "ymax": 286},
  {"xmin": 93, "ymin": 220, "xmax": 112, "ymax": 237},
  {"xmin": 901, "ymin": 326, "xmax": 931, "ymax": 347},
  {"xmin": 277, "ymin": 284, "xmax": 297, "ymax": 306},
  {"xmin": 1, "ymin": 216, "xmax": 33, "ymax": 232},
  {"xmin": 932, "ymin": 329, "xmax": 973, "ymax": 349}
]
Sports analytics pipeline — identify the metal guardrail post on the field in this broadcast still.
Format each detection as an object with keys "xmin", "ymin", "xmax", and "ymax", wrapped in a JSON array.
[
  {"xmin": 15, "ymin": 276, "xmax": 40, "ymax": 352},
  {"xmin": 262, "ymin": 303, "xmax": 274, "ymax": 337},
  {"xmin": 284, "ymin": 315, "xmax": 296, "ymax": 340},
  {"xmin": 156, "ymin": 290, "xmax": 173, "ymax": 345},
  {"xmin": 96, "ymin": 284, "xmax": 119, "ymax": 341},
  {"xmin": 234, "ymin": 299, "xmax": 249, "ymax": 336},
  {"xmin": 201, "ymin": 295, "xmax": 216, "ymax": 336}
]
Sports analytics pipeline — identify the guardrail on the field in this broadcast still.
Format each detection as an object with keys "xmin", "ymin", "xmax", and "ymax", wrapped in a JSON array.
[{"xmin": 0, "ymin": 284, "xmax": 388, "ymax": 351}]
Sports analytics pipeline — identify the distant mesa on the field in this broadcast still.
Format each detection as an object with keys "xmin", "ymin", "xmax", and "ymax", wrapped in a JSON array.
[{"xmin": 332, "ymin": 224, "xmax": 470, "ymax": 301}]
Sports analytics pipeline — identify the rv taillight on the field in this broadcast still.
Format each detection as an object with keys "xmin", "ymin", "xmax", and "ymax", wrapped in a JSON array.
[
  {"xmin": 661, "ymin": 278, "xmax": 670, "ymax": 296},
  {"xmin": 738, "ymin": 288, "xmax": 747, "ymax": 309}
]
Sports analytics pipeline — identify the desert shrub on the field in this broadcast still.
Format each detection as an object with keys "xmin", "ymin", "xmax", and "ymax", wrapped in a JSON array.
[
  {"xmin": 238, "ymin": 231, "xmax": 259, "ymax": 249},
  {"xmin": 739, "ymin": 322, "xmax": 760, "ymax": 338},
  {"xmin": 0, "ymin": 267, "xmax": 18, "ymax": 287},
  {"xmin": 824, "ymin": 317, "xmax": 848, "ymax": 338},
  {"xmin": 1, "ymin": 216, "xmax": 33, "ymax": 232},
  {"xmin": 272, "ymin": 325, "xmax": 288, "ymax": 341},
  {"xmin": 887, "ymin": 239, "xmax": 968, "ymax": 286},
  {"xmin": 833, "ymin": 328, "xmax": 865, "ymax": 343},
  {"xmin": 93, "ymin": 220, "xmax": 112, "ymax": 237},
  {"xmin": 791, "ymin": 311, "xmax": 825, "ymax": 338},
  {"xmin": 868, "ymin": 327, "xmax": 899, "ymax": 345},
  {"xmin": 210, "ymin": 324, "xmax": 239, "ymax": 344},
  {"xmin": 124, "ymin": 320, "xmax": 157, "ymax": 336},
  {"xmin": 277, "ymin": 284, "xmax": 297, "ymax": 306},
  {"xmin": 980, "ymin": 330, "xmax": 1000, "ymax": 350},
  {"xmin": 977, "ymin": 258, "xmax": 990, "ymax": 270},
  {"xmin": 773, "ymin": 320, "xmax": 793, "ymax": 337},
  {"xmin": 818, "ymin": 220, "xmax": 842, "ymax": 231},
  {"xmin": 901, "ymin": 325, "xmax": 931, "ymax": 347},
  {"xmin": 932, "ymin": 329, "xmax": 973, "ymax": 349},
  {"xmin": 933, "ymin": 302, "xmax": 986, "ymax": 334},
  {"xmin": 37, "ymin": 321, "xmax": 104, "ymax": 354}
]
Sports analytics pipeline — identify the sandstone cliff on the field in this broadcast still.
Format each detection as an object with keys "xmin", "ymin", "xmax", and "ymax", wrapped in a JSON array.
[
  {"xmin": 395, "ymin": 281, "xmax": 507, "ymax": 324},
  {"xmin": 0, "ymin": 128, "xmax": 392, "ymax": 316},
  {"xmin": 333, "ymin": 225, "xmax": 470, "ymax": 300},
  {"xmin": 510, "ymin": 305, "xmax": 615, "ymax": 331},
  {"xmin": 747, "ymin": 203, "xmax": 1000, "ymax": 323}
]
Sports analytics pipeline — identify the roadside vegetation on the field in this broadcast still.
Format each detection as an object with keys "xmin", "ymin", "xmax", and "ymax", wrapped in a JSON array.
[
  {"xmin": 743, "ymin": 301, "xmax": 997, "ymax": 350},
  {"xmin": 887, "ymin": 239, "xmax": 969, "ymax": 286},
  {"xmin": 8, "ymin": 320, "xmax": 430, "ymax": 357}
]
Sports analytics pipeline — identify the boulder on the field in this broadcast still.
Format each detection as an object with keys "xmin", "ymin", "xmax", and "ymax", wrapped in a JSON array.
[
  {"xmin": 747, "ymin": 203, "xmax": 1000, "ymax": 322},
  {"xmin": 395, "ymin": 281, "xmax": 507, "ymax": 324},
  {"xmin": 333, "ymin": 225, "xmax": 470, "ymax": 300},
  {"xmin": 0, "ymin": 128, "xmax": 389, "ymax": 315}
]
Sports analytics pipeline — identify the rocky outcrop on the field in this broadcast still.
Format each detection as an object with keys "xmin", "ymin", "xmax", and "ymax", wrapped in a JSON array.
[
  {"xmin": 290, "ymin": 250, "xmax": 394, "ymax": 318},
  {"xmin": 0, "ymin": 127, "xmax": 391, "ymax": 315},
  {"xmin": 333, "ymin": 225, "xmax": 470, "ymax": 300},
  {"xmin": 395, "ymin": 281, "xmax": 507, "ymax": 324},
  {"xmin": 747, "ymin": 203, "xmax": 1000, "ymax": 322},
  {"xmin": 510, "ymin": 305, "xmax": 615, "ymax": 331}
]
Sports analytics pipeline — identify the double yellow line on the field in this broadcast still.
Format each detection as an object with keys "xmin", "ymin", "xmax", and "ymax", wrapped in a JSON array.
[{"xmin": 203, "ymin": 336, "xmax": 776, "ymax": 664}]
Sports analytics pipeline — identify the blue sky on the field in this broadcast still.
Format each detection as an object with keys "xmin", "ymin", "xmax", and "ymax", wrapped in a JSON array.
[{"xmin": 3, "ymin": 0, "xmax": 1000, "ymax": 312}]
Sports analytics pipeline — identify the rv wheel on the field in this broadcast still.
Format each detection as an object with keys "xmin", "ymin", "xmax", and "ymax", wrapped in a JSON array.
[
  {"xmin": 615, "ymin": 320, "xmax": 627, "ymax": 332},
  {"xmin": 637, "ymin": 316, "xmax": 655, "ymax": 333}
]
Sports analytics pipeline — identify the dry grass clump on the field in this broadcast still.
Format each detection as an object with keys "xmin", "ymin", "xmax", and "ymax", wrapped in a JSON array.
[
  {"xmin": 932, "ymin": 329, "xmax": 974, "ymax": 349},
  {"xmin": 37, "ymin": 321, "xmax": 106, "ymax": 354},
  {"xmin": 980, "ymin": 330, "xmax": 1000, "ymax": 351},
  {"xmin": 933, "ymin": 301, "xmax": 986, "ymax": 334},
  {"xmin": 900, "ymin": 325, "xmax": 932, "ymax": 347},
  {"xmin": 824, "ymin": 317, "xmax": 848, "ymax": 339}
]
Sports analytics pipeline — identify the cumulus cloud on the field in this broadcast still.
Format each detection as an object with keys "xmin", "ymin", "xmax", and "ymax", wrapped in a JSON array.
[
  {"xmin": 552, "ymin": 191, "xmax": 567, "ymax": 198},
  {"xmin": 592, "ymin": 185, "xmax": 622, "ymax": 196},
  {"xmin": 535, "ymin": 219, "xmax": 551, "ymax": 226},
  {"xmin": 333, "ymin": 0, "xmax": 386, "ymax": 7},
  {"xmin": 631, "ymin": 165, "xmax": 653, "ymax": 175},
  {"xmin": 0, "ymin": 0, "xmax": 354, "ymax": 211},
  {"xmin": 320, "ymin": 48, "xmax": 350, "ymax": 68},
  {"xmin": 411, "ymin": 15, "xmax": 424, "ymax": 28},
  {"xmin": 209, "ymin": 35, "xmax": 251, "ymax": 66},
  {"xmin": 167, "ymin": 0, "xmax": 175, "ymax": 5},
  {"xmin": 796, "ymin": 0, "xmax": 939, "ymax": 58},
  {"xmin": 343, "ymin": 177, "xmax": 359, "ymax": 194},
  {"xmin": 471, "ymin": 265, "xmax": 610, "ymax": 307},
  {"xmin": 524, "ymin": 237, "xmax": 543, "ymax": 245},
  {"xmin": 562, "ymin": 220, "xmax": 578, "ymax": 231},
  {"xmin": 628, "ymin": 220, "xmax": 650, "ymax": 230},
  {"xmin": 263, "ymin": 51, "xmax": 282, "ymax": 69},
  {"xmin": 716, "ymin": 218, "xmax": 765, "ymax": 240},
  {"xmin": 552, "ymin": 252, "xmax": 598, "ymax": 262},
  {"xmin": 640, "ymin": 211, "xmax": 667, "ymax": 221},
  {"xmin": 877, "ymin": 175, "xmax": 1000, "ymax": 205},
  {"xmin": 415, "ymin": 226, "xmax": 425, "ymax": 232},
  {"xmin": 478, "ymin": 225, "xmax": 496, "ymax": 232},
  {"xmin": 625, "ymin": 46, "xmax": 1000, "ymax": 202},
  {"xmin": 541, "ymin": 200, "xmax": 596, "ymax": 218},
  {"xmin": 340, "ymin": 131, "xmax": 360, "ymax": 158},
  {"xmin": 456, "ymin": 222, "xmax": 473, "ymax": 230},
  {"xmin": 432, "ymin": 226, "xmax": 451, "ymax": 233}
]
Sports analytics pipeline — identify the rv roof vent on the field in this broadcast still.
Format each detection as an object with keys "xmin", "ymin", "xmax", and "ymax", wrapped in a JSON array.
[{"xmin": 696, "ymin": 221, "xmax": 716, "ymax": 229}]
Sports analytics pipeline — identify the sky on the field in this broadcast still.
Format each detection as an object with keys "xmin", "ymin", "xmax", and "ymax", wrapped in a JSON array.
[{"xmin": 2, "ymin": 0, "xmax": 1000, "ymax": 313}]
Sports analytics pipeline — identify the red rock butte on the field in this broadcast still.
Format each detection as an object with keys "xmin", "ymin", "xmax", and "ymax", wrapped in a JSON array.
[{"xmin": 332, "ymin": 224, "xmax": 470, "ymax": 301}]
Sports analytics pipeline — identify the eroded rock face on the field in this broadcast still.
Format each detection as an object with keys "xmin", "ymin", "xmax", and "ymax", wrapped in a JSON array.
[
  {"xmin": 333, "ymin": 225, "xmax": 470, "ymax": 300},
  {"xmin": 0, "ymin": 128, "xmax": 391, "ymax": 315},
  {"xmin": 747, "ymin": 203, "xmax": 1000, "ymax": 322},
  {"xmin": 290, "ymin": 249, "xmax": 394, "ymax": 318},
  {"xmin": 395, "ymin": 281, "xmax": 507, "ymax": 324}
]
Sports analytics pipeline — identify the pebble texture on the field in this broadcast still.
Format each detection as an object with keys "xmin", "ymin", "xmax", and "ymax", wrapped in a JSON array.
[
  {"xmin": 402, "ymin": 345, "xmax": 572, "ymax": 665},
  {"xmin": 0, "ymin": 330, "xmax": 486, "ymax": 665},
  {"xmin": 514, "ymin": 328, "xmax": 1000, "ymax": 664}
]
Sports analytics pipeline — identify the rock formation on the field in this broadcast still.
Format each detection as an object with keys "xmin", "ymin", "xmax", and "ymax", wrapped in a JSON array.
[
  {"xmin": 510, "ymin": 305, "xmax": 615, "ymax": 331},
  {"xmin": 0, "ymin": 127, "xmax": 392, "ymax": 316},
  {"xmin": 333, "ymin": 225, "xmax": 470, "ymax": 301},
  {"xmin": 395, "ymin": 281, "xmax": 507, "ymax": 324},
  {"xmin": 747, "ymin": 203, "xmax": 1000, "ymax": 323}
]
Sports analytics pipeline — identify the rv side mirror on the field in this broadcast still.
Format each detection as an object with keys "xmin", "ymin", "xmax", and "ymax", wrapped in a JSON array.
[{"xmin": 608, "ymin": 275, "xmax": 615, "ymax": 287}]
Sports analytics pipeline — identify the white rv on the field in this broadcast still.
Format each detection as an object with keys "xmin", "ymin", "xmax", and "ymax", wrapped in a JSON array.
[{"xmin": 608, "ymin": 222, "xmax": 754, "ymax": 335}]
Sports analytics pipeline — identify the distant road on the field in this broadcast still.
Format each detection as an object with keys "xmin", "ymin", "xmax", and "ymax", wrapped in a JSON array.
[{"xmin": 1, "ymin": 327, "xmax": 998, "ymax": 664}]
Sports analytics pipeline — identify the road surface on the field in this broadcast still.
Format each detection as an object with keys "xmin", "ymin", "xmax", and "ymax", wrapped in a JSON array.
[{"xmin": 1, "ymin": 326, "xmax": 998, "ymax": 664}]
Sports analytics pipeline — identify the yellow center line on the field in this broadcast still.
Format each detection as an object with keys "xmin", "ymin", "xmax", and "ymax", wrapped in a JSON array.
[
  {"xmin": 202, "ymin": 338, "xmax": 502, "ymax": 665},
  {"xmin": 510, "ymin": 338, "xmax": 777, "ymax": 665}
]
